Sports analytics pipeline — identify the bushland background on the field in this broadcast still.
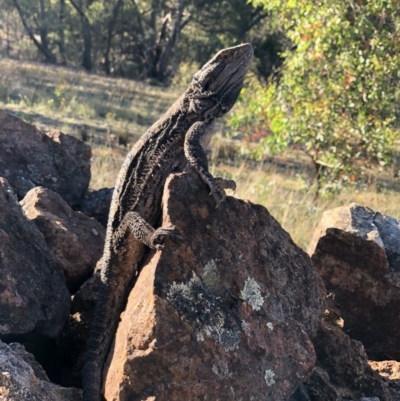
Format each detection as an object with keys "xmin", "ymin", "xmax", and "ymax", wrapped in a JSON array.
[{"xmin": 0, "ymin": 0, "xmax": 399, "ymax": 249}]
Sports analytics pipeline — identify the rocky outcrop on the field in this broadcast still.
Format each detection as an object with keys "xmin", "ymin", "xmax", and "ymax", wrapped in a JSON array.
[
  {"xmin": 0, "ymin": 178, "xmax": 70, "ymax": 339},
  {"xmin": 0, "ymin": 110, "xmax": 91, "ymax": 207},
  {"xmin": 304, "ymin": 318, "xmax": 391, "ymax": 401},
  {"xmin": 309, "ymin": 204, "xmax": 400, "ymax": 360},
  {"xmin": 79, "ymin": 187, "xmax": 113, "ymax": 228},
  {"xmin": 21, "ymin": 187, "xmax": 105, "ymax": 291},
  {"xmin": 0, "ymin": 340, "xmax": 81, "ymax": 400},
  {"xmin": 102, "ymin": 172, "xmax": 325, "ymax": 401}
]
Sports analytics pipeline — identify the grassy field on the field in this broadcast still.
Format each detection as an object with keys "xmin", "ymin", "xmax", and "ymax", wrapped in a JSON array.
[{"xmin": 1, "ymin": 57, "xmax": 400, "ymax": 251}]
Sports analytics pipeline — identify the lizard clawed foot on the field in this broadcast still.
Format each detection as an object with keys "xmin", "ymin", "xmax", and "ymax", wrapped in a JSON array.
[
  {"xmin": 207, "ymin": 180, "xmax": 227, "ymax": 208},
  {"xmin": 150, "ymin": 225, "xmax": 183, "ymax": 250},
  {"xmin": 215, "ymin": 177, "xmax": 236, "ymax": 193}
]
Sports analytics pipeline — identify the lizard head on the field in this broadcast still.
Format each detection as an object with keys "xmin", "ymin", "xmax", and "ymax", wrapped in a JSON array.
[{"xmin": 187, "ymin": 43, "xmax": 254, "ymax": 118}]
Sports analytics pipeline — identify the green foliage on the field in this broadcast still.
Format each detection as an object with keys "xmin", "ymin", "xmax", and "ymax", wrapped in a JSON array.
[
  {"xmin": 0, "ymin": 0, "xmax": 276, "ymax": 84},
  {"xmin": 233, "ymin": 0, "xmax": 400, "ymax": 193}
]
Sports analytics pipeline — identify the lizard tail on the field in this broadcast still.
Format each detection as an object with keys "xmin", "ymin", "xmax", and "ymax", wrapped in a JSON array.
[{"xmin": 82, "ymin": 283, "xmax": 121, "ymax": 401}]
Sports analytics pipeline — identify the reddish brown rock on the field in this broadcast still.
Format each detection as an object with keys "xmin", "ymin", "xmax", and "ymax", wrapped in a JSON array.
[
  {"xmin": 103, "ymin": 172, "xmax": 325, "ymax": 401},
  {"xmin": 21, "ymin": 187, "xmax": 105, "ymax": 291},
  {"xmin": 0, "ymin": 110, "xmax": 91, "ymax": 207},
  {"xmin": 303, "ymin": 318, "xmax": 392, "ymax": 401},
  {"xmin": 0, "ymin": 178, "xmax": 70, "ymax": 339},
  {"xmin": 0, "ymin": 340, "xmax": 81, "ymax": 401},
  {"xmin": 309, "ymin": 204, "xmax": 400, "ymax": 360}
]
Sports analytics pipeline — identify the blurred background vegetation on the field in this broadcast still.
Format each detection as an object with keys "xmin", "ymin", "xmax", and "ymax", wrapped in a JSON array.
[{"xmin": 0, "ymin": 0, "xmax": 399, "ymax": 249}]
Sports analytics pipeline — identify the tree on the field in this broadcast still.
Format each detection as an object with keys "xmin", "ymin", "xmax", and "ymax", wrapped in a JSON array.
[
  {"xmin": 68, "ymin": 0, "xmax": 93, "ymax": 71},
  {"xmin": 11, "ymin": 0, "xmax": 58, "ymax": 63},
  {"xmin": 2, "ymin": 0, "xmax": 275, "ymax": 84},
  {"xmin": 233, "ymin": 0, "xmax": 400, "ymax": 193}
]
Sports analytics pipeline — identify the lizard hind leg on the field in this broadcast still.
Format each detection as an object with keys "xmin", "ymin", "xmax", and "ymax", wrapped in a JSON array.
[{"xmin": 115, "ymin": 211, "xmax": 182, "ymax": 250}]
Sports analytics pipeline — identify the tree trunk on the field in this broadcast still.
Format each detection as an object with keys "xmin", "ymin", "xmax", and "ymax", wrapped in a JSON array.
[
  {"xmin": 103, "ymin": 0, "xmax": 124, "ymax": 75},
  {"xmin": 13, "ymin": 0, "xmax": 57, "ymax": 63},
  {"xmin": 81, "ymin": 17, "xmax": 92, "ymax": 71},
  {"xmin": 57, "ymin": 0, "xmax": 67, "ymax": 65},
  {"xmin": 156, "ymin": 0, "xmax": 185, "ymax": 83},
  {"xmin": 69, "ymin": 0, "xmax": 92, "ymax": 71}
]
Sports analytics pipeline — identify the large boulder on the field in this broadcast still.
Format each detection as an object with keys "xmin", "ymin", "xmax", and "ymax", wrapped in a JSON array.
[
  {"xmin": 309, "ymin": 204, "xmax": 400, "ymax": 359},
  {"xmin": 0, "ymin": 340, "xmax": 81, "ymax": 400},
  {"xmin": 0, "ymin": 178, "xmax": 70, "ymax": 339},
  {"xmin": 21, "ymin": 187, "xmax": 106, "ymax": 292},
  {"xmin": 102, "ymin": 172, "xmax": 325, "ymax": 401},
  {"xmin": 0, "ymin": 110, "xmax": 91, "ymax": 207}
]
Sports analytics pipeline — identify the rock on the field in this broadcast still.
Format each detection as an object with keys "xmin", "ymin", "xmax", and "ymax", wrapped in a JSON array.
[
  {"xmin": 0, "ymin": 339, "xmax": 81, "ymax": 401},
  {"xmin": 0, "ymin": 110, "xmax": 91, "ymax": 207},
  {"xmin": 309, "ymin": 204, "xmax": 400, "ymax": 359},
  {"xmin": 0, "ymin": 178, "xmax": 70, "ymax": 339},
  {"xmin": 289, "ymin": 384, "xmax": 313, "ymax": 401},
  {"xmin": 369, "ymin": 361, "xmax": 400, "ymax": 399},
  {"xmin": 303, "ymin": 319, "xmax": 391, "ymax": 401},
  {"xmin": 306, "ymin": 366, "xmax": 342, "ymax": 401},
  {"xmin": 21, "ymin": 187, "xmax": 106, "ymax": 292},
  {"xmin": 369, "ymin": 361, "xmax": 400, "ymax": 381},
  {"xmin": 78, "ymin": 187, "xmax": 113, "ymax": 227},
  {"xmin": 103, "ymin": 172, "xmax": 325, "ymax": 401},
  {"xmin": 358, "ymin": 398, "xmax": 380, "ymax": 401}
]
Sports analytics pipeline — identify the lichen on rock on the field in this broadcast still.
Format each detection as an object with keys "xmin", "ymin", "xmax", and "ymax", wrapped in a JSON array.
[
  {"xmin": 265, "ymin": 369, "xmax": 276, "ymax": 387},
  {"xmin": 167, "ymin": 266, "xmax": 240, "ymax": 351},
  {"xmin": 241, "ymin": 277, "xmax": 264, "ymax": 311}
]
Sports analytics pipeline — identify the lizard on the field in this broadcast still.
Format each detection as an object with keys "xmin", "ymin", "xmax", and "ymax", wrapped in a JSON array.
[{"xmin": 82, "ymin": 43, "xmax": 254, "ymax": 401}]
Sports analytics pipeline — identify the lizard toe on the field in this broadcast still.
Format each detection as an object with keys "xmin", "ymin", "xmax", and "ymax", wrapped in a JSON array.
[{"xmin": 151, "ymin": 225, "xmax": 183, "ymax": 248}]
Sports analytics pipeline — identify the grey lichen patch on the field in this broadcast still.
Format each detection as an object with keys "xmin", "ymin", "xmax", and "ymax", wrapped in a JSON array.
[
  {"xmin": 264, "ymin": 369, "xmax": 275, "ymax": 386},
  {"xmin": 167, "ymin": 269, "xmax": 240, "ymax": 352},
  {"xmin": 218, "ymin": 328, "xmax": 239, "ymax": 351},
  {"xmin": 267, "ymin": 322, "xmax": 274, "ymax": 331},
  {"xmin": 202, "ymin": 259, "xmax": 220, "ymax": 293},
  {"xmin": 241, "ymin": 277, "xmax": 264, "ymax": 311}
]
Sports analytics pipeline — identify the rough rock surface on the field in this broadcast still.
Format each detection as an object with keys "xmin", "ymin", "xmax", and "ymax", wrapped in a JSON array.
[
  {"xmin": 0, "ymin": 110, "xmax": 91, "ymax": 207},
  {"xmin": 0, "ymin": 178, "xmax": 70, "ymax": 339},
  {"xmin": 309, "ymin": 203, "xmax": 400, "ymax": 359},
  {"xmin": 0, "ymin": 339, "xmax": 81, "ymax": 401},
  {"xmin": 78, "ymin": 187, "xmax": 113, "ymax": 227},
  {"xmin": 369, "ymin": 361, "xmax": 400, "ymax": 399},
  {"xmin": 21, "ymin": 187, "xmax": 105, "ymax": 291},
  {"xmin": 103, "ymin": 172, "xmax": 325, "ymax": 401},
  {"xmin": 303, "ymin": 318, "xmax": 391, "ymax": 401}
]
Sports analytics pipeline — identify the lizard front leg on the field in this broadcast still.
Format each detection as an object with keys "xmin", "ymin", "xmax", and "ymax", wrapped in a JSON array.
[
  {"xmin": 184, "ymin": 120, "xmax": 236, "ymax": 207},
  {"xmin": 115, "ymin": 211, "xmax": 182, "ymax": 250}
]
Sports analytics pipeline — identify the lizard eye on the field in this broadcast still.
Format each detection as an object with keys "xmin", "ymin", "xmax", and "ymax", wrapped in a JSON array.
[{"xmin": 204, "ymin": 77, "xmax": 214, "ymax": 91}]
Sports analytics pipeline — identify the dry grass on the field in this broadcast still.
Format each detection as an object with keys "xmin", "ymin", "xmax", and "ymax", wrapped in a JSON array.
[
  {"xmin": 0, "ymin": 58, "xmax": 180, "ymax": 144},
  {"xmin": 2, "ymin": 57, "xmax": 400, "ymax": 251},
  {"xmin": 213, "ymin": 162, "xmax": 400, "ymax": 250}
]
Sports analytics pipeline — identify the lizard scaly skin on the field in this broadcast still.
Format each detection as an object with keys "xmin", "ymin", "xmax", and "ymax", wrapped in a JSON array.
[{"xmin": 82, "ymin": 43, "xmax": 253, "ymax": 401}]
